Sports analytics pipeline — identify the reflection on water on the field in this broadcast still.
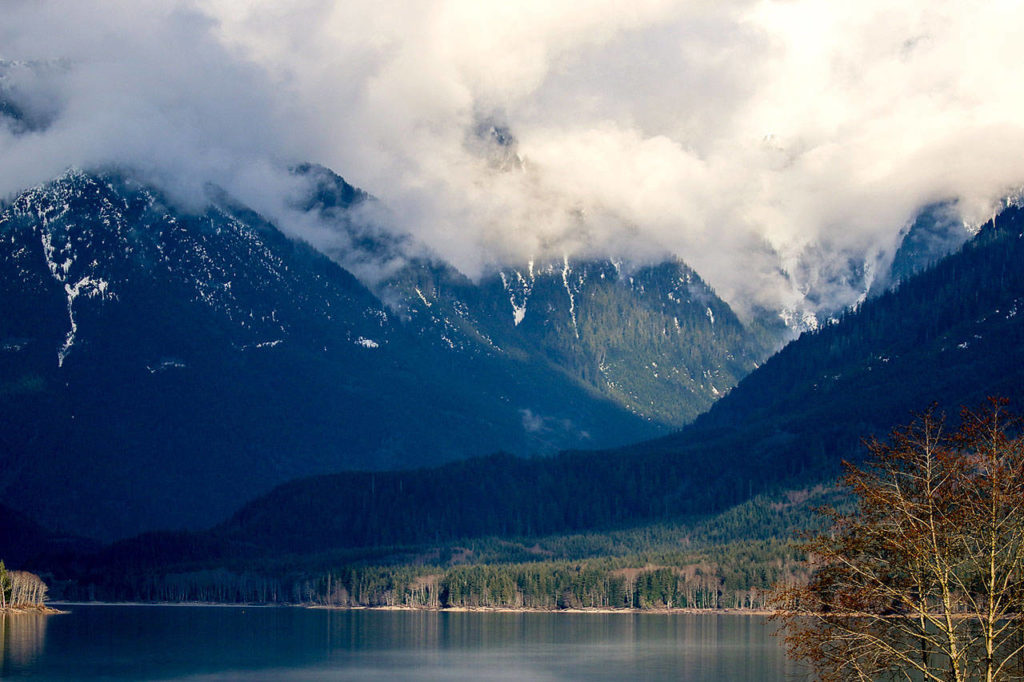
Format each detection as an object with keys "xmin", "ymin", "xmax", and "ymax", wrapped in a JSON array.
[
  {"xmin": 318, "ymin": 609, "xmax": 801, "ymax": 681},
  {"xmin": 0, "ymin": 611, "xmax": 49, "ymax": 672},
  {"xmin": 1, "ymin": 605, "xmax": 808, "ymax": 681}
]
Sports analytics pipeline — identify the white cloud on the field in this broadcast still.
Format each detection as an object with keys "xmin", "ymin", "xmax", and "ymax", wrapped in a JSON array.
[{"xmin": 3, "ymin": 0, "xmax": 1024, "ymax": 317}]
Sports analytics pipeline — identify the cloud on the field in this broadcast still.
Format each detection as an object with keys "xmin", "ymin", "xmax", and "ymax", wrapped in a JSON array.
[{"xmin": 3, "ymin": 0, "xmax": 1024, "ymax": 318}]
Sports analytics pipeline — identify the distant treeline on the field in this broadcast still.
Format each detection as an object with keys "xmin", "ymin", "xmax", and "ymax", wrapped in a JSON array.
[{"xmin": 80, "ymin": 542, "xmax": 805, "ymax": 611}]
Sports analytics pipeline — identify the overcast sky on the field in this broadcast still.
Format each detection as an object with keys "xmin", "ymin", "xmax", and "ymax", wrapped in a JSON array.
[{"xmin": 3, "ymin": 0, "xmax": 1024, "ymax": 319}]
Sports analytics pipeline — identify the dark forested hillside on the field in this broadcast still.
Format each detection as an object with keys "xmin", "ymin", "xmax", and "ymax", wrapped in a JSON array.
[{"xmin": 0, "ymin": 170, "xmax": 660, "ymax": 539}]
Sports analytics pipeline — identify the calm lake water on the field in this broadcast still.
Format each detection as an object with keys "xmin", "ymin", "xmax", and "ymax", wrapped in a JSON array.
[{"xmin": 1, "ymin": 605, "xmax": 807, "ymax": 681}]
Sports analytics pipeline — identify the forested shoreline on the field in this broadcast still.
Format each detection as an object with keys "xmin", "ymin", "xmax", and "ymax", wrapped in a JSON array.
[
  {"xmin": 70, "ymin": 556, "xmax": 795, "ymax": 612},
  {"xmin": 61, "ymin": 503, "xmax": 814, "ymax": 612}
]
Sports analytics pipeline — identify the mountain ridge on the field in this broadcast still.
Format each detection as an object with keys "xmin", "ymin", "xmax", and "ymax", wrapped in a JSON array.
[
  {"xmin": 0, "ymin": 169, "xmax": 665, "ymax": 538},
  {"xmin": 106, "ymin": 197, "xmax": 1024, "ymax": 558},
  {"xmin": 0, "ymin": 166, "xmax": 771, "ymax": 539}
]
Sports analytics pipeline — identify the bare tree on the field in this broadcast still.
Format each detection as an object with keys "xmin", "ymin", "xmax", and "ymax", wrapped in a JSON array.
[
  {"xmin": 772, "ymin": 401, "xmax": 1024, "ymax": 681},
  {"xmin": 9, "ymin": 571, "xmax": 48, "ymax": 607},
  {"xmin": 0, "ymin": 562, "xmax": 48, "ymax": 609}
]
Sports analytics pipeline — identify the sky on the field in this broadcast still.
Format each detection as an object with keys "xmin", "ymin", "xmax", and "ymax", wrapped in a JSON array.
[{"xmin": 2, "ymin": 0, "xmax": 1024, "ymax": 320}]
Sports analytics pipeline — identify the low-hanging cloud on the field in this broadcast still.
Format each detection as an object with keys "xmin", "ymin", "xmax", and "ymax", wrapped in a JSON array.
[{"xmin": 3, "ymin": 0, "xmax": 1024, "ymax": 320}]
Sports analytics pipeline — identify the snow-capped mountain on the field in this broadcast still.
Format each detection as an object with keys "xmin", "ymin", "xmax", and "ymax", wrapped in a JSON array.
[
  {"xmin": 0, "ymin": 162, "xmax": 1003, "ymax": 541},
  {"xmin": 0, "ymin": 169, "xmax": 668, "ymax": 538},
  {"xmin": 202, "ymin": 198, "xmax": 1024, "ymax": 562},
  {"xmin": 1, "ymin": 169, "xmax": 392, "ymax": 368},
  {"xmin": 298, "ymin": 165, "xmax": 776, "ymax": 426}
]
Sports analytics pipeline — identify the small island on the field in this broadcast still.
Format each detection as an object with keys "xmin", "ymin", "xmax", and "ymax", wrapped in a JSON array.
[{"xmin": 0, "ymin": 561, "xmax": 58, "ymax": 614}]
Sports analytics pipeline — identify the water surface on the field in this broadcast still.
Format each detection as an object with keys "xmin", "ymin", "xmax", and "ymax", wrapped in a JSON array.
[{"xmin": 1, "ymin": 605, "xmax": 807, "ymax": 681}]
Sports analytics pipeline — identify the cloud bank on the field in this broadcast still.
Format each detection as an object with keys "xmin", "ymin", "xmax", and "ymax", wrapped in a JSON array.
[{"xmin": 3, "ymin": 0, "xmax": 1024, "ymax": 319}]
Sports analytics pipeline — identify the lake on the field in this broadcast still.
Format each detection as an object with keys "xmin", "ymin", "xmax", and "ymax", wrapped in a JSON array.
[{"xmin": 1, "ymin": 605, "xmax": 807, "ymax": 681}]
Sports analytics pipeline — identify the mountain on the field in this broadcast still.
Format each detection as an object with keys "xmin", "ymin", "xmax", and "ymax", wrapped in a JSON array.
[
  {"xmin": 866, "ymin": 200, "xmax": 973, "ymax": 297},
  {"xmin": 301, "ymin": 164, "xmax": 777, "ymax": 426},
  {"xmin": 0, "ymin": 169, "xmax": 667, "ymax": 539},
  {"xmin": 378, "ymin": 256, "xmax": 772, "ymax": 426},
  {"xmin": 685, "ymin": 200, "xmax": 1024, "ymax": 441},
  {"xmin": 0, "ymin": 167, "xmax": 774, "ymax": 540},
  {"xmin": 111, "ymin": 197, "xmax": 1024, "ymax": 559}
]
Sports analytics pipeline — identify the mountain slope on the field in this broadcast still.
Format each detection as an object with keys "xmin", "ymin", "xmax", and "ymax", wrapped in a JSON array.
[
  {"xmin": 0, "ymin": 169, "xmax": 661, "ymax": 539},
  {"xmin": 150, "ymin": 200, "xmax": 1024, "ymax": 556},
  {"xmin": 378, "ymin": 256, "xmax": 770, "ymax": 426},
  {"xmin": 303, "ymin": 164, "xmax": 776, "ymax": 426},
  {"xmin": 685, "ymin": 201, "xmax": 1024, "ymax": 441}
]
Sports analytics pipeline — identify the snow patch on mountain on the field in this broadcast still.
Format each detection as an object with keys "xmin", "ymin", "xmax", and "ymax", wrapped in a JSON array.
[
  {"xmin": 37, "ymin": 222, "xmax": 118, "ymax": 366},
  {"xmin": 561, "ymin": 255, "xmax": 579, "ymax": 339},
  {"xmin": 779, "ymin": 307, "xmax": 820, "ymax": 334},
  {"xmin": 499, "ymin": 262, "xmax": 536, "ymax": 327}
]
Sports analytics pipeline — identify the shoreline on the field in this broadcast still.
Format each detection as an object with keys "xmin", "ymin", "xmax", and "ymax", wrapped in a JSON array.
[
  {"xmin": 47, "ymin": 601, "xmax": 771, "ymax": 616},
  {"xmin": 1, "ymin": 605, "xmax": 67, "ymax": 615},
  {"xmin": 309, "ymin": 604, "xmax": 774, "ymax": 616},
  {"xmin": 49, "ymin": 601, "xmax": 280, "ymax": 608}
]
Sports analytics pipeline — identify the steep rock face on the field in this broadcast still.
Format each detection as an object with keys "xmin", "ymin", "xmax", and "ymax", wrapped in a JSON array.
[
  {"xmin": 859, "ymin": 201, "xmax": 975, "ymax": 299},
  {"xmin": 886, "ymin": 202, "xmax": 972, "ymax": 288},
  {"xmin": 0, "ymin": 170, "xmax": 659, "ymax": 539}
]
